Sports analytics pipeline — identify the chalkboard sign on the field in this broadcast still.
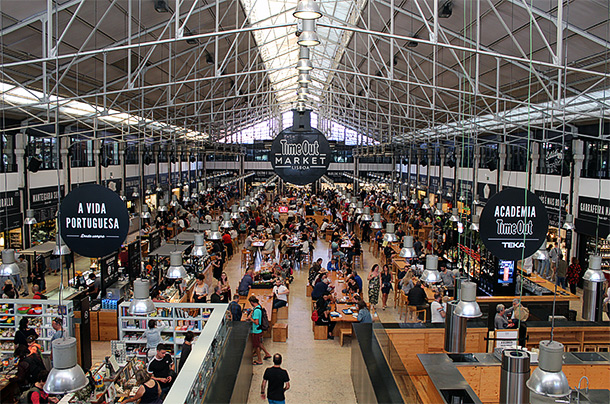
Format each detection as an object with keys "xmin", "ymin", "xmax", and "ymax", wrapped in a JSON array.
[
  {"xmin": 99, "ymin": 252, "xmax": 119, "ymax": 295},
  {"xmin": 127, "ymin": 241, "xmax": 141, "ymax": 282}
]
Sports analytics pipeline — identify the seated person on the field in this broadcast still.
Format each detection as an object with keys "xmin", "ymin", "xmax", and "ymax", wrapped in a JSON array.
[
  {"xmin": 346, "ymin": 278, "xmax": 360, "ymax": 295},
  {"xmin": 356, "ymin": 300, "xmax": 373, "ymax": 323},
  {"xmin": 237, "ymin": 269, "xmax": 254, "ymax": 296},
  {"xmin": 315, "ymin": 291, "xmax": 332, "ymax": 312},
  {"xmin": 407, "ymin": 281, "xmax": 428, "ymax": 309},
  {"xmin": 311, "ymin": 273, "xmax": 330, "ymax": 300},
  {"xmin": 272, "ymin": 279, "xmax": 289, "ymax": 309},
  {"xmin": 262, "ymin": 239, "xmax": 275, "ymax": 256},
  {"xmin": 315, "ymin": 306, "xmax": 336, "ymax": 340},
  {"xmin": 351, "ymin": 271, "xmax": 363, "ymax": 293},
  {"xmin": 327, "ymin": 258, "xmax": 339, "ymax": 272},
  {"xmin": 494, "ymin": 304, "xmax": 514, "ymax": 329},
  {"xmin": 147, "ymin": 344, "xmax": 176, "ymax": 394}
]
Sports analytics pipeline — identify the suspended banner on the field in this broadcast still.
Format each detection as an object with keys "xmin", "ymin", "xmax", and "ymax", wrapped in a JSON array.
[
  {"xmin": 479, "ymin": 188, "xmax": 548, "ymax": 260},
  {"xmin": 59, "ymin": 184, "xmax": 130, "ymax": 258},
  {"xmin": 270, "ymin": 110, "xmax": 331, "ymax": 185}
]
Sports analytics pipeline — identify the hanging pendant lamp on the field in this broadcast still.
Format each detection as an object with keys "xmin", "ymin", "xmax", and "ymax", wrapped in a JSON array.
[
  {"xmin": 44, "ymin": 337, "xmax": 88, "ymax": 394},
  {"xmin": 128, "ymin": 279, "xmax": 155, "ymax": 315}
]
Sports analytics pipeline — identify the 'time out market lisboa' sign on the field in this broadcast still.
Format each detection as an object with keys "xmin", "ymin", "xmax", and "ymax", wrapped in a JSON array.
[{"xmin": 479, "ymin": 188, "xmax": 549, "ymax": 261}]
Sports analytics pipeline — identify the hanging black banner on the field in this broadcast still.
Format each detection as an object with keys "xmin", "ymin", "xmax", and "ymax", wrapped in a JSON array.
[
  {"xmin": 59, "ymin": 184, "xmax": 129, "ymax": 258},
  {"xmin": 270, "ymin": 110, "xmax": 331, "ymax": 185},
  {"xmin": 479, "ymin": 188, "xmax": 548, "ymax": 260}
]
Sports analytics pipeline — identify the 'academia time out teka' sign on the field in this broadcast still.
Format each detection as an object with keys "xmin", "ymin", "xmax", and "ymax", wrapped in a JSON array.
[
  {"xmin": 270, "ymin": 110, "xmax": 331, "ymax": 186},
  {"xmin": 479, "ymin": 188, "xmax": 548, "ymax": 261},
  {"xmin": 59, "ymin": 184, "xmax": 130, "ymax": 258}
]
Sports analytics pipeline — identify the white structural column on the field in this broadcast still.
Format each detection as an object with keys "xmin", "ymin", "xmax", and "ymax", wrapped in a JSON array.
[
  {"xmin": 497, "ymin": 143, "xmax": 507, "ymax": 191},
  {"xmin": 570, "ymin": 139, "xmax": 584, "ymax": 259}
]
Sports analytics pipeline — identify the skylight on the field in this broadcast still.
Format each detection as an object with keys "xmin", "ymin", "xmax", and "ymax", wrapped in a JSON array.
[{"xmin": 240, "ymin": 0, "xmax": 365, "ymax": 111}]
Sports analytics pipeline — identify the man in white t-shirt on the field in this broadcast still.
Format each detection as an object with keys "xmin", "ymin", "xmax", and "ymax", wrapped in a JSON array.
[
  {"xmin": 430, "ymin": 293, "xmax": 446, "ymax": 324},
  {"xmin": 272, "ymin": 279, "xmax": 289, "ymax": 309}
]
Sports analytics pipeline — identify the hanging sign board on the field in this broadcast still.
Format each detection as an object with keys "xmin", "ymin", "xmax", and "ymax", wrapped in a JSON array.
[
  {"xmin": 270, "ymin": 110, "xmax": 331, "ymax": 185},
  {"xmin": 479, "ymin": 188, "xmax": 548, "ymax": 260},
  {"xmin": 59, "ymin": 184, "xmax": 129, "ymax": 258}
]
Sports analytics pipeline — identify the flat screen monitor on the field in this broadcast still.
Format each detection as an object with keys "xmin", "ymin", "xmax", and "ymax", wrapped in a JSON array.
[{"xmin": 498, "ymin": 260, "xmax": 515, "ymax": 284}]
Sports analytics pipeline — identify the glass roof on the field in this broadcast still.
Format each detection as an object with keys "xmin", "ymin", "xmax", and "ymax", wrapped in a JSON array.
[{"xmin": 240, "ymin": 0, "xmax": 364, "ymax": 111}]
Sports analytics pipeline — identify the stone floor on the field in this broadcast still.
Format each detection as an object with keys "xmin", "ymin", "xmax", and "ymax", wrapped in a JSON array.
[{"xmin": 31, "ymin": 234, "xmax": 599, "ymax": 403}]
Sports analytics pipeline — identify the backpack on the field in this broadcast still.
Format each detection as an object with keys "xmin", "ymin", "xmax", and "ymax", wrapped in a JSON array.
[
  {"xmin": 239, "ymin": 222, "xmax": 247, "ymax": 232},
  {"xmin": 19, "ymin": 386, "xmax": 44, "ymax": 404},
  {"xmin": 311, "ymin": 310, "xmax": 319, "ymax": 322},
  {"xmin": 255, "ymin": 306, "xmax": 270, "ymax": 331}
]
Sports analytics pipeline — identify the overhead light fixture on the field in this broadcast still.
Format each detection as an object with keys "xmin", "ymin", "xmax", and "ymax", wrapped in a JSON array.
[
  {"xmin": 298, "ymin": 73, "xmax": 312, "ymax": 84},
  {"xmin": 183, "ymin": 194, "xmax": 190, "ymax": 203},
  {"xmin": 0, "ymin": 249, "xmax": 19, "ymax": 276},
  {"xmin": 446, "ymin": 188, "xmax": 453, "ymax": 198},
  {"xmin": 439, "ymin": 1, "xmax": 453, "ymax": 18},
  {"xmin": 470, "ymin": 215, "xmax": 480, "ymax": 231},
  {"xmin": 154, "ymin": 0, "xmax": 170, "ymax": 13},
  {"xmin": 562, "ymin": 214, "xmax": 575, "ymax": 230},
  {"xmin": 434, "ymin": 203, "xmax": 444, "ymax": 216},
  {"xmin": 220, "ymin": 212, "xmax": 233, "ymax": 229},
  {"xmin": 141, "ymin": 205, "xmax": 151, "ymax": 219},
  {"xmin": 354, "ymin": 201, "xmax": 364, "ymax": 215},
  {"xmin": 128, "ymin": 279, "xmax": 155, "ymax": 315},
  {"xmin": 383, "ymin": 223, "xmax": 398, "ymax": 243},
  {"xmin": 131, "ymin": 189, "xmax": 140, "ymax": 198},
  {"xmin": 526, "ymin": 341, "xmax": 571, "ymax": 399},
  {"xmin": 371, "ymin": 213, "xmax": 383, "ymax": 230},
  {"xmin": 230, "ymin": 204, "xmax": 240, "ymax": 220},
  {"xmin": 155, "ymin": 185, "xmax": 163, "ymax": 192},
  {"xmin": 361, "ymin": 207, "xmax": 372, "ymax": 222},
  {"xmin": 191, "ymin": 234, "xmax": 209, "ymax": 258},
  {"xmin": 582, "ymin": 255, "xmax": 604, "ymax": 282},
  {"xmin": 473, "ymin": 194, "xmax": 481, "ymax": 205},
  {"xmin": 297, "ymin": 19, "xmax": 320, "ymax": 46},
  {"xmin": 407, "ymin": 34, "xmax": 419, "ymax": 47},
  {"xmin": 158, "ymin": 200, "xmax": 168, "ymax": 212},
  {"xmin": 53, "ymin": 237, "xmax": 71, "ymax": 256},
  {"xmin": 421, "ymin": 255, "xmax": 441, "ymax": 283},
  {"xmin": 449, "ymin": 208, "xmax": 460, "ymax": 222},
  {"xmin": 44, "ymin": 337, "xmax": 88, "ymax": 394},
  {"xmin": 238, "ymin": 200, "xmax": 248, "ymax": 213},
  {"xmin": 24, "ymin": 209, "xmax": 37, "ymax": 225},
  {"xmin": 166, "ymin": 251, "xmax": 187, "ymax": 279},
  {"xmin": 169, "ymin": 194, "xmax": 179, "ymax": 207},
  {"xmin": 399, "ymin": 236, "xmax": 416, "ymax": 258},
  {"xmin": 453, "ymin": 281, "xmax": 482, "ymax": 318},
  {"xmin": 293, "ymin": 0, "xmax": 322, "ymax": 20},
  {"xmin": 422, "ymin": 197, "xmax": 431, "ymax": 210},
  {"xmin": 208, "ymin": 221, "xmax": 222, "ymax": 240},
  {"xmin": 533, "ymin": 245, "xmax": 549, "ymax": 261}
]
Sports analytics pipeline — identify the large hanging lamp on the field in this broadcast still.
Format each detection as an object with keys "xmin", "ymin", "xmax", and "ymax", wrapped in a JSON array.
[
  {"xmin": 453, "ymin": 282, "xmax": 482, "ymax": 318},
  {"xmin": 44, "ymin": 337, "xmax": 88, "ymax": 394},
  {"xmin": 383, "ymin": 223, "xmax": 398, "ymax": 243},
  {"xmin": 230, "ymin": 204, "xmax": 240, "ymax": 220},
  {"xmin": 449, "ymin": 208, "xmax": 460, "ymax": 222},
  {"xmin": 191, "ymin": 234, "xmax": 209, "ymax": 258},
  {"xmin": 141, "ymin": 205, "xmax": 151, "ymax": 219},
  {"xmin": 361, "ymin": 207, "xmax": 372, "ymax": 222},
  {"xmin": 169, "ymin": 194, "xmax": 179, "ymax": 207},
  {"xmin": 158, "ymin": 199, "xmax": 168, "ymax": 212},
  {"xmin": 294, "ymin": 0, "xmax": 322, "ymax": 19},
  {"xmin": 562, "ymin": 214, "xmax": 575, "ymax": 230},
  {"xmin": 0, "ymin": 249, "xmax": 19, "ymax": 276},
  {"xmin": 166, "ymin": 251, "xmax": 187, "ymax": 279},
  {"xmin": 422, "ymin": 197, "xmax": 431, "ymax": 210},
  {"xmin": 297, "ymin": 19, "xmax": 320, "ymax": 46},
  {"xmin": 238, "ymin": 200, "xmax": 248, "ymax": 212},
  {"xmin": 220, "ymin": 212, "xmax": 233, "ymax": 229},
  {"xmin": 208, "ymin": 221, "xmax": 222, "ymax": 240},
  {"xmin": 434, "ymin": 203, "xmax": 444, "ymax": 216},
  {"xmin": 370, "ymin": 213, "xmax": 383, "ymax": 230},
  {"xmin": 470, "ymin": 214, "xmax": 480, "ymax": 231},
  {"xmin": 53, "ymin": 237, "xmax": 71, "ymax": 256},
  {"xmin": 421, "ymin": 255, "xmax": 441, "ymax": 283},
  {"xmin": 128, "ymin": 279, "xmax": 155, "ymax": 315},
  {"xmin": 526, "ymin": 340, "xmax": 571, "ymax": 399},
  {"xmin": 24, "ymin": 209, "xmax": 37, "ymax": 225},
  {"xmin": 354, "ymin": 201, "xmax": 364, "ymax": 215},
  {"xmin": 399, "ymin": 236, "xmax": 416, "ymax": 258}
]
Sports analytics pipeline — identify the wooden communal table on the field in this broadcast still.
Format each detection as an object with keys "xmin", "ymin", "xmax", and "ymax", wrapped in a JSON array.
[
  {"xmin": 247, "ymin": 288, "xmax": 273, "ymax": 322},
  {"xmin": 327, "ymin": 271, "xmax": 359, "ymax": 304}
]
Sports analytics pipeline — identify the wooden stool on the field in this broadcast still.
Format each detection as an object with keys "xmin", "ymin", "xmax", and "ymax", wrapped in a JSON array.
[
  {"xmin": 272, "ymin": 323, "xmax": 288, "ymax": 342},
  {"xmin": 271, "ymin": 309, "xmax": 278, "ymax": 324},
  {"xmin": 339, "ymin": 327, "xmax": 352, "ymax": 347},
  {"xmin": 407, "ymin": 306, "xmax": 426, "ymax": 323},
  {"xmin": 314, "ymin": 325, "xmax": 328, "ymax": 340},
  {"xmin": 353, "ymin": 253, "xmax": 363, "ymax": 271},
  {"xmin": 306, "ymin": 284, "xmax": 313, "ymax": 297},
  {"xmin": 277, "ymin": 306, "xmax": 288, "ymax": 320},
  {"xmin": 241, "ymin": 249, "xmax": 252, "ymax": 269}
]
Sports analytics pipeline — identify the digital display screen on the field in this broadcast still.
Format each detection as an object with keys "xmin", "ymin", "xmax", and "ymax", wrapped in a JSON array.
[
  {"xmin": 498, "ymin": 260, "xmax": 515, "ymax": 284},
  {"xmin": 279, "ymin": 206, "xmax": 288, "ymax": 213}
]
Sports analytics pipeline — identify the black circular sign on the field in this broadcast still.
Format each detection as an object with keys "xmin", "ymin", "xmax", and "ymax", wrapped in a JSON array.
[
  {"xmin": 270, "ymin": 128, "xmax": 331, "ymax": 185},
  {"xmin": 59, "ymin": 184, "xmax": 130, "ymax": 258},
  {"xmin": 479, "ymin": 188, "xmax": 548, "ymax": 260}
]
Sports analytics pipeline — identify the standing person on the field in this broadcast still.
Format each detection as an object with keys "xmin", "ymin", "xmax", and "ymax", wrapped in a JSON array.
[
  {"xmin": 228, "ymin": 294, "xmax": 243, "ymax": 321},
  {"xmin": 566, "ymin": 257, "xmax": 581, "ymax": 294},
  {"xmin": 14, "ymin": 318, "xmax": 39, "ymax": 348},
  {"xmin": 147, "ymin": 344, "xmax": 176, "ymax": 394},
  {"xmin": 222, "ymin": 231, "xmax": 233, "ymax": 259},
  {"xmin": 50, "ymin": 317, "xmax": 64, "ymax": 342},
  {"xmin": 356, "ymin": 300, "xmax": 373, "ymax": 323},
  {"xmin": 548, "ymin": 243, "xmax": 561, "ymax": 275},
  {"xmin": 178, "ymin": 331, "xmax": 194, "ymax": 371},
  {"xmin": 261, "ymin": 353, "xmax": 290, "ymax": 404},
  {"xmin": 555, "ymin": 254, "xmax": 568, "ymax": 289},
  {"xmin": 210, "ymin": 254, "xmax": 223, "ymax": 281},
  {"xmin": 380, "ymin": 264, "xmax": 393, "ymax": 310},
  {"xmin": 16, "ymin": 254, "xmax": 29, "ymax": 297},
  {"xmin": 192, "ymin": 274, "xmax": 209, "ymax": 303},
  {"xmin": 247, "ymin": 296, "xmax": 271, "ymax": 365},
  {"xmin": 430, "ymin": 293, "xmax": 446, "ymax": 324},
  {"xmin": 219, "ymin": 272, "xmax": 231, "ymax": 302},
  {"xmin": 367, "ymin": 264, "xmax": 381, "ymax": 308},
  {"xmin": 210, "ymin": 286, "xmax": 223, "ymax": 303},
  {"xmin": 144, "ymin": 320, "xmax": 164, "ymax": 360},
  {"xmin": 31, "ymin": 257, "xmax": 46, "ymax": 293}
]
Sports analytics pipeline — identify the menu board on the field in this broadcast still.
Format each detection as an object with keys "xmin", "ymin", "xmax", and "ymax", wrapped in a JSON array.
[{"xmin": 100, "ymin": 252, "xmax": 119, "ymax": 294}]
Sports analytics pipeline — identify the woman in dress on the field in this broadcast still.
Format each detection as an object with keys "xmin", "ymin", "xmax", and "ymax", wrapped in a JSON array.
[
  {"xmin": 219, "ymin": 272, "xmax": 231, "ymax": 303},
  {"xmin": 380, "ymin": 264, "xmax": 393, "ymax": 309},
  {"xmin": 367, "ymin": 264, "xmax": 381, "ymax": 308}
]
